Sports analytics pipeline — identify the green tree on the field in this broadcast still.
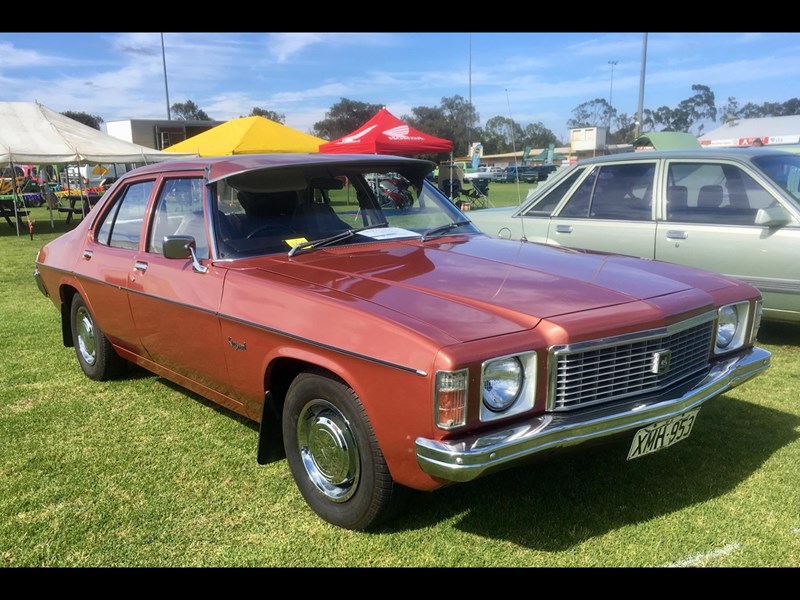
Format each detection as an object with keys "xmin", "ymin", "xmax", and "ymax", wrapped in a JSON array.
[
  {"xmin": 312, "ymin": 98, "xmax": 383, "ymax": 140},
  {"xmin": 171, "ymin": 100, "xmax": 210, "ymax": 121},
  {"xmin": 736, "ymin": 97, "xmax": 800, "ymax": 118},
  {"xmin": 243, "ymin": 107, "xmax": 286, "ymax": 123},
  {"xmin": 642, "ymin": 85, "xmax": 717, "ymax": 134},
  {"xmin": 609, "ymin": 112, "xmax": 637, "ymax": 144},
  {"xmin": 61, "ymin": 111, "xmax": 103, "ymax": 130},
  {"xmin": 519, "ymin": 122, "xmax": 559, "ymax": 150},
  {"xmin": 406, "ymin": 95, "xmax": 479, "ymax": 157},
  {"xmin": 480, "ymin": 116, "xmax": 518, "ymax": 154},
  {"xmin": 567, "ymin": 98, "xmax": 616, "ymax": 129},
  {"xmin": 719, "ymin": 96, "xmax": 741, "ymax": 123}
]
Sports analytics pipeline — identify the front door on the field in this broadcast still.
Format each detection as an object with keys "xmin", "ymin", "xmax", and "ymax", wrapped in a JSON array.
[{"xmin": 126, "ymin": 176, "xmax": 235, "ymax": 400}]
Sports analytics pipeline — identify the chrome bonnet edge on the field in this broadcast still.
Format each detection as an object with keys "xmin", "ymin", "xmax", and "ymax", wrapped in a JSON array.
[{"xmin": 415, "ymin": 346, "xmax": 771, "ymax": 483}]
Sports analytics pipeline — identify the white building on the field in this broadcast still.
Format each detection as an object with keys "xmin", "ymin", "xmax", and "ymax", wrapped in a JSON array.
[{"xmin": 105, "ymin": 119, "xmax": 223, "ymax": 150}]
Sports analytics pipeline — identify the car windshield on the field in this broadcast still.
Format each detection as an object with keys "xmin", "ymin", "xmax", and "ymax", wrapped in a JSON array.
[
  {"xmin": 212, "ymin": 164, "xmax": 478, "ymax": 258},
  {"xmin": 752, "ymin": 152, "xmax": 800, "ymax": 204}
]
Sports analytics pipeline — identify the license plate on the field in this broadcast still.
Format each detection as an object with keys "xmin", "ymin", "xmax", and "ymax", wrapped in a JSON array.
[{"xmin": 627, "ymin": 409, "xmax": 699, "ymax": 460}]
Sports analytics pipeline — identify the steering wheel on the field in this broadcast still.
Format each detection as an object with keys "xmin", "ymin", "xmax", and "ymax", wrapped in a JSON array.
[{"xmin": 246, "ymin": 223, "xmax": 297, "ymax": 240}]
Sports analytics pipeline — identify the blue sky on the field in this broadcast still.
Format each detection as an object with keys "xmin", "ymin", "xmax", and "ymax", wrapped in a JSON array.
[{"xmin": 1, "ymin": 32, "xmax": 798, "ymax": 142}]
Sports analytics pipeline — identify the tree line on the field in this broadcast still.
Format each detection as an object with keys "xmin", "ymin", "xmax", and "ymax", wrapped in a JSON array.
[{"xmin": 63, "ymin": 86, "xmax": 800, "ymax": 159}]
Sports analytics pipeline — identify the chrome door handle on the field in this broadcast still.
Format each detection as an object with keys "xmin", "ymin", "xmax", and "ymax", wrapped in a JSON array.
[
  {"xmin": 82, "ymin": 250, "xmax": 93, "ymax": 260},
  {"xmin": 134, "ymin": 261, "xmax": 148, "ymax": 272},
  {"xmin": 555, "ymin": 224, "xmax": 573, "ymax": 234},
  {"xmin": 666, "ymin": 230, "xmax": 688, "ymax": 240}
]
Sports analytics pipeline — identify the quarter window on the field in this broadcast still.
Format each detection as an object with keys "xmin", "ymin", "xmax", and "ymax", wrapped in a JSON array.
[{"xmin": 522, "ymin": 168, "xmax": 585, "ymax": 216}]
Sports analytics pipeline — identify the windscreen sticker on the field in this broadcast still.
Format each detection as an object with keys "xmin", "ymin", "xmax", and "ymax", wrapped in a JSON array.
[{"xmin": 358, "ymin": 227, "xmax": 422, "ymax": 240}]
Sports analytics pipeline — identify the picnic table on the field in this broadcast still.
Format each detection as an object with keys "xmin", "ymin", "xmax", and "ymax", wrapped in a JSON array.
[
  {"xmin": 57, "ymin": 193, "xmax": 102, "ymax": 224},
  {"xmin": 0, "ymin": 197, "xmax": 29, "ymax": 229}
]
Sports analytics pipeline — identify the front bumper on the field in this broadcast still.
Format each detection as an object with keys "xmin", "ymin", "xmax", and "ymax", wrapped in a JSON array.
[{"xmin": 415, "ymin": 346, "xmax": 771, "ymax": 483}]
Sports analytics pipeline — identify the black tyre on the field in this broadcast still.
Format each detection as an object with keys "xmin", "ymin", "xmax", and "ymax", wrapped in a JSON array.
[
  {"xmin": 282, "ymin": 370, "xmax": 408, "ymax": 530},
  {"xmin": 70, "ymin": 294, "xmax": 125, "ymax": 381}
]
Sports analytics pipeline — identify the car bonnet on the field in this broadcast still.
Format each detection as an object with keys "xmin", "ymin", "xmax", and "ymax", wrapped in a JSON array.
[{"xmin": 235, "ymin": 236, "xmax": 734, "ymax": 344}]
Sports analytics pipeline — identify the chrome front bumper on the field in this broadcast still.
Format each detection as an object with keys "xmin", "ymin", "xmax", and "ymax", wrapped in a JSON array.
[
  {"xmin": 33, "ymin": 267, "xmax": 48, "ymax": 297},
  {"xmin": 415, "ymin": 346, "xmax": 771, "ymax": 483}
]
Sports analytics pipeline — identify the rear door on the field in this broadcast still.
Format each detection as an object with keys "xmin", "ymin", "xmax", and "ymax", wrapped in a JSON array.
[
  {"xmin": 545, "ymin": 161, "xmax": 659, "ymax": 258},
  {"xmin": 79, "ymin": 177, "xmax": 157, "ymax": 356},
  {"xmin": 655, "ymin": 159, "xmax": 800, "ymax": 318}
]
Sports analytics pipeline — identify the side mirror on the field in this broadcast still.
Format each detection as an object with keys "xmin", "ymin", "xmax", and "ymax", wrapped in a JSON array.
[
  {"xmin": 163, "ymin": 235, "xmax": 209, "ymax": 273},
  {"xmin": 754, "ymin": 205, "xmax": 792, "ymax": 227},
  {"xmin": 163, "ymin": 235, "xmax": 195, "ymax": 259}
]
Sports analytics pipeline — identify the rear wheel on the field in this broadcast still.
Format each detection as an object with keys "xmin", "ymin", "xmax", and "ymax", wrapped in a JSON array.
[
  {"xmin": 282, "ymin": 370, "xmax": 408, "ymax": 530},
  {"xmin": 70, "ymin": 294, "xmax": 125, "ymax": 381}
]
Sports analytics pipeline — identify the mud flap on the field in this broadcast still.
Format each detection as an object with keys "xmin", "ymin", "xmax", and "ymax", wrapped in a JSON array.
[{"xmin": 257, "ymin": 390, "xmax": 285, "ymax": 464}]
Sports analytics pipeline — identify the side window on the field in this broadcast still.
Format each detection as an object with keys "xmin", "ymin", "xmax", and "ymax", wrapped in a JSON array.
[
  {"xmin": 522, "ymin": 168, "xmax": 585, "ymax": 216},
  {"xmin": 95, "ymin": 180, "xmax": 155, "ymax": 250},
  {"xmin": 149, "ymin": 178, "xmax": 206, "ymax": 257},
  {"xmin": 668, "ymin": 163, "xmax": 767, "ymax": 226},
  {"xmin": 588, "ymin": 163, "xmax": 655, "ymax": 220},
  {"xmin": 559, "ymin": 167, "xmax": 599, "ymax": 218}
]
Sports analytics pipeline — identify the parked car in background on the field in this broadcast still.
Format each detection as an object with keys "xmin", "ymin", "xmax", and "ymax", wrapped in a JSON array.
[
  {"xmin": 504, "ymin": 165, "xmax": 538, "ymax": 183},
  {"xmin": 35, "ymin": 153, "xmax": 770, "ymax": 530},
  {"xmin": 468, "ymin": 148, "xmax": 800, "ymax": 324}
]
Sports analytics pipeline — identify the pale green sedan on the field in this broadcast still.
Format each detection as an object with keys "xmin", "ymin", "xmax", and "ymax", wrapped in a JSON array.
[{"xmin": 468, "ymin": 148, "xmax": 800, "ymax": 323}]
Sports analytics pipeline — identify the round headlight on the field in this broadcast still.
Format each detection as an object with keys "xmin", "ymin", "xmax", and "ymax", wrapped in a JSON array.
[
  {"xmin": 717, "ymin": 305, "xmax": 739, "ymax": 349},
  {"xmin": 482, "ymin": 357, "xmax": 523, "ymax": 412}
]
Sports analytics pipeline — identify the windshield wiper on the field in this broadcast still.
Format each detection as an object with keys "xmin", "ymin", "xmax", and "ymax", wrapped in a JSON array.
[
  {"xmin": 421, "ymin": 220, "xmax": 472, "ymax": 241},
  {"xmin": 288, "ymin": 223, "xmax": 388, "ymax": 257}
]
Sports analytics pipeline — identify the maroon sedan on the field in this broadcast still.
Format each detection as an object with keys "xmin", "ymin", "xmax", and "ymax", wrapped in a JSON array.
[{"xmin": 34, "ymin": 153, "xmax": 771, "ymax": 530}]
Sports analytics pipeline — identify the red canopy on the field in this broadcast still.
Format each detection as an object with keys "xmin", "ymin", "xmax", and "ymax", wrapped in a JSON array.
[{"xmin": 318, "ymin": 107, "xmax": 453, "ymax": 155}]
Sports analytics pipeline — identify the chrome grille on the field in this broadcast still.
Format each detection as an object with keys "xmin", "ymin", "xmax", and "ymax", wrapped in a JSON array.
[{"xmin": 548, "ymin": 314, "xmax": 715, "ymax": 411}]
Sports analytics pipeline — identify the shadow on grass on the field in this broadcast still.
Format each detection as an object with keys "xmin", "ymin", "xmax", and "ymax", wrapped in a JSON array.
[
  {"xmin": 132, "ymin": 366, "xmax": 258, "ymax": 432},
  {"xmin": 0, "ymin": 217, "xmax": 80, "ymax": 239},
  {"xmin": 757, "ymin": 321, "xmax": 800, "ymax": 346},
  {"xmin": 118, "ymin": 362, "xmax": 797, "ymax": 548},
  {"xmin": 381, "ymin": 396, "xmax": 799, "ymax": 549}
]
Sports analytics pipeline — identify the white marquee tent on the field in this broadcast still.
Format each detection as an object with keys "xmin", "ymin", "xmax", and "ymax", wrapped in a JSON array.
[
  {"xmin": 0, "ymin": 101, "xmax": 195, "ymax": 235},
  {"xmin": 0, "ymin": 101, "xmax": 192, "ymax": 164}
]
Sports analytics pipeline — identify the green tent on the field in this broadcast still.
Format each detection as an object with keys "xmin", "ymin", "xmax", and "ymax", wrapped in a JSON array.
[{"xmin": 633, "ymin": 132, "xmax": 701, "ymax": 151}]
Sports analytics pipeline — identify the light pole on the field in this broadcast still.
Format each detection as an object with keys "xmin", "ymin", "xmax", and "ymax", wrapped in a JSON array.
[
  {"xmin": 608, "ymin": 60, "xmax": 618, "ymax": 128},
  {"xmin": 635, "ymin": 33, "xmax": 648, "ymax": 140},
  {"xmin": 161, "ymin": 33, "xmax": 171, "ymax": 121}
]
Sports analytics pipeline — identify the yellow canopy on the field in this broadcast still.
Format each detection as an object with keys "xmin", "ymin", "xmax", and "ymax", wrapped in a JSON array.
[{"xmin": 163, "ymin": 116, "xmax": 327, "ymax": 156}]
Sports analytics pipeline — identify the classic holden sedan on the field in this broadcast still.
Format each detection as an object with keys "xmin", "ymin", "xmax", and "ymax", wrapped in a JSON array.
[{"xmin": 34, "ymin": 153, "xmax": 771, "ymax": 530}]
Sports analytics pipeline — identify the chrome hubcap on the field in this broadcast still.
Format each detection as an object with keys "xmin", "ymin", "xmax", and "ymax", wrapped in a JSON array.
[
  {"xmin": 75, "ymin": 306, "xmax": 97, "ymax": 366},
  {"xmin": 297, "ymin": 399, "xmax": 360, "ymax": 502}
]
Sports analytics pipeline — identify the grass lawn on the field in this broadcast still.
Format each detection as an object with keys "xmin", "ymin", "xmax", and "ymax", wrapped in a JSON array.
[{"xmin": 1, "ymin": 205, "xmax": 798, "ymax": 567}]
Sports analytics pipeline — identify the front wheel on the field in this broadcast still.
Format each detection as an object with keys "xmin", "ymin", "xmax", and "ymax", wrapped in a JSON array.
[
  {"xmin": 70, "ymin": 293, "xmax": 125, "ymax": 381},
  {"xmin": 282, "ymin": 370, "xmax": 408, "ymax": 530}
]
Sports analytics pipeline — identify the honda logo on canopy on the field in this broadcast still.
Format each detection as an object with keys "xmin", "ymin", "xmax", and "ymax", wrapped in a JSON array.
[{"xmin": 382, "ymin": 125, "xmax": 424, "ymax": 141}]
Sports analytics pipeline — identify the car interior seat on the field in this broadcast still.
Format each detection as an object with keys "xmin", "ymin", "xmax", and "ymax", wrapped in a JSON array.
[
  {"xmin": 291, "ymin": 201, "xmax": 350, "ymax": 237},
  {"xmin": 698, "ymin": 184, "xmax": 724, "ymax": 209},
  {"xmin": 667, "ymin": 185, "xmax": 689, "ymax": 219}
]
